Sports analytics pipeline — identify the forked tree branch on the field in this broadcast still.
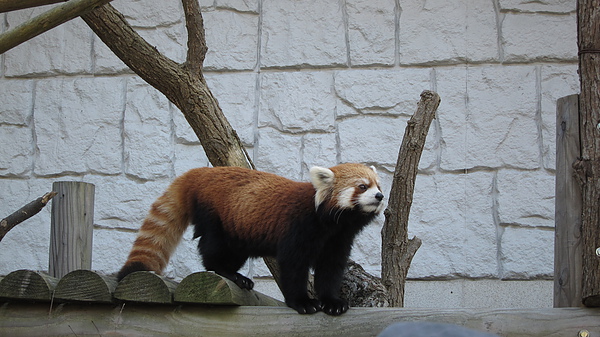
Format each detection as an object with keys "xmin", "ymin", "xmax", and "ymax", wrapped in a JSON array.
[{"xmin": 81, "ymin": 4, "xmax": 252, "ymax": 170}]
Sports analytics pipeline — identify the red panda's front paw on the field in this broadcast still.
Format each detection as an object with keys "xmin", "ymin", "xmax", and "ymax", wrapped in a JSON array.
[
  {"xmin": 287, "ymin": 298, "xmax": 322, "ymax": 314},
  {"xmin": 321, "ymin": 297, "xmax": 349, "ymax": 316},
  {"xmin": 232, "ymin": 273, "xmax": 254, "ymax": 290}
]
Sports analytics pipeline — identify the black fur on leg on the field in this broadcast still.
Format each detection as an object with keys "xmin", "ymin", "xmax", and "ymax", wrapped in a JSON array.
[{"xmin": 194, "ymin": 212, "xmax": 254, "ymax": 291}]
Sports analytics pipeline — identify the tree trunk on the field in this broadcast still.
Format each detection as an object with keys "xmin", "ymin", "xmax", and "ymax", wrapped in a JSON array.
[
  {"xmin": 381, "ymin": 91, "xmax": 440, "ymax": 306},
  {"xmin": 576, "ymin": 0, "xmax": 600, "ymax": 307}
]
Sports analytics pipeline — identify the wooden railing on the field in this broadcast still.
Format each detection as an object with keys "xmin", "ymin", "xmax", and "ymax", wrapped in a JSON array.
[{"xmin": 1, "ymin": 268, "xmax": 600, "ymax": 336}]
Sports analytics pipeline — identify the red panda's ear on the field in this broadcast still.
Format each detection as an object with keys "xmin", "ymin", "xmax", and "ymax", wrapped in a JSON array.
[
  {"xmin": 309, "ymin": 166, "xmax": 334, "ymax": 190},
  {"xmin": 310, "ymin": 166, "xmax": 334, "ymax": 209},
  {"xmin": 370, "ymin": 165, "xmax": 377, "ymax": 173}
]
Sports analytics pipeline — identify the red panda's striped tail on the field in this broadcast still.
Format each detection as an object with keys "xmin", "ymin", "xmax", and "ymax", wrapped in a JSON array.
[{"xmin": 117, "ymin": 182, "xmax": 191, "ymax": 281}]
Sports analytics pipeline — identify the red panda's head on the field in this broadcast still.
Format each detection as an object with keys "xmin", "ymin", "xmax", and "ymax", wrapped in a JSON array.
[{"xmin": 309, "ymin": 163, "xmax": 385, "ymax": 214}]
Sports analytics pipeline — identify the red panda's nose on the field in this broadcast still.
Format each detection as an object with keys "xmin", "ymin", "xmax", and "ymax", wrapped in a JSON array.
[{"xmin": 375, "ymin": 192, "xmax": 384, "ymax": 201}]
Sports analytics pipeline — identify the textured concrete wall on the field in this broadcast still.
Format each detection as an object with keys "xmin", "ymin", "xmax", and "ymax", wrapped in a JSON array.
[{"xmin": 0, "ymin": 0, "xmax": 578, "ymax": 287}]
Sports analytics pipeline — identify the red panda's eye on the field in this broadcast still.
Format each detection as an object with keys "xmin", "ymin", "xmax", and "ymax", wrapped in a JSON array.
[{"xmin": 358, "ymin": 184, "xmax": 367, "ymax": 191}]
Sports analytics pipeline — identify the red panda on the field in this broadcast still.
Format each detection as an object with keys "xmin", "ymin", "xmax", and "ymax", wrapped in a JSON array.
[{"xmin": 117, "ymin": 163, "xmax": 384, "ymax": 315}]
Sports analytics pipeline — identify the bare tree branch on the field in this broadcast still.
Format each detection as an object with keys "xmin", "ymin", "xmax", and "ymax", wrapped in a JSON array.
[
  {"xmin": 0, "ymin": 0, "xmax": 113, "ymax": 54},
  {"xmin": 0, "ymin": 191, "xmax": 57, "ymax": 242},
  {"xmin": 0, "ymin": 0, "xmax": 67, "ymax": 13}
]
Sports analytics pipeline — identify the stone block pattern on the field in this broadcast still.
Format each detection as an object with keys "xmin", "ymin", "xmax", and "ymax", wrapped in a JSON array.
[{"xmin": 0, "ymin": 0, "xmax": 578, "ymax": 282}]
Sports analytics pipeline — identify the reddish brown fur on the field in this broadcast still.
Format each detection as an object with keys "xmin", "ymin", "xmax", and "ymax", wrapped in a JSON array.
[{"xmin": 119, "ymin": 167, "xmax": 315, "ymax": 276}]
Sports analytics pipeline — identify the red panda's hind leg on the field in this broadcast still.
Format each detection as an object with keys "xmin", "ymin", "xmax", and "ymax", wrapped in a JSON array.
[{"xmin": 196, "ymin": 226, "xmax": 253, "ymax": 290}]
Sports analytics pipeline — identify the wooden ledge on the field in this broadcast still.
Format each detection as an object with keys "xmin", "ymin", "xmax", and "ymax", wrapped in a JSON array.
[{"xmin": 0, "ymin": 303, "xmax": 598, "ymax": 336}]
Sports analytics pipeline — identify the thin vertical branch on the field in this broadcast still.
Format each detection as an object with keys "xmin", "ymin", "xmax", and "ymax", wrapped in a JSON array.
[{"xmin": 181, "ymin": 0, "xmax": 208, "ymax": 74}]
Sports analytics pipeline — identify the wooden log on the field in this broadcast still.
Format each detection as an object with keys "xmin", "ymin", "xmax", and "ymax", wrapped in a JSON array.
[
  {"xmin": 554, "ymin": 94, "xmax": 584, "ymax": 308},
  {"xmin": 49, "ymin": 181, "xmax": 95, "ymax": 279},
  {"xmin": 114, "ymin": 271, "xmax": 177, "ymax": 304},
  {"xmin": 174, "ymin": 271, "xmax": 285, "ymax": 307},
  {"xmin": 0, "ymin": 270, "xmax": 58, "ymax": 301},
  {"xmin": 0, "ymin": 303, "xmax": 598, "ymax": 337},
  {"xmin": 53, "ymin": 270, "xmax": 116, "ymax": 303}
]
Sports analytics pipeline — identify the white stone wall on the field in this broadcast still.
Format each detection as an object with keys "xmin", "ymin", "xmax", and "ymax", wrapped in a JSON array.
[{"xmin": 0, "ymin": 0, "xmax": 578, "ymax": 285}]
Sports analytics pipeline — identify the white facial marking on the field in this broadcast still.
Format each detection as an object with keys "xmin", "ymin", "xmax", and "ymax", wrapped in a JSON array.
[{"xmin": 337, "ymin": 187, "xmax": 356, "ymax": 208}]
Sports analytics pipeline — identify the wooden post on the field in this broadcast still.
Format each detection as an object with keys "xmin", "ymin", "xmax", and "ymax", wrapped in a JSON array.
[
  {"xmin": 576, "ymin": 0, "xmax": 600, "ymax": 307},
  {"xmin": 49, "ymin": 181, "xmax": 95, "ymax": 279},
  {"xmin": 554, "ymin": 95, "xmax": 583, "ymax": 307}
]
